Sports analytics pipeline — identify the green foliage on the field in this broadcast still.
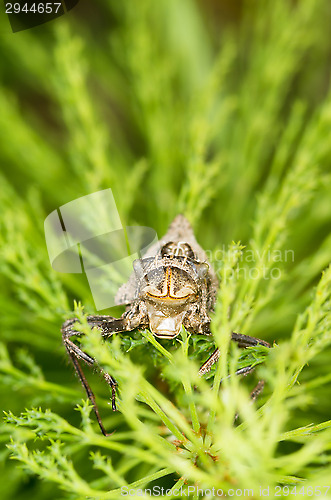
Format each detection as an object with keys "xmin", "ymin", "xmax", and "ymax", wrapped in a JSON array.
[{"xmin": 1, "ymin": 0, "xmax": 331, "ymax": 498}]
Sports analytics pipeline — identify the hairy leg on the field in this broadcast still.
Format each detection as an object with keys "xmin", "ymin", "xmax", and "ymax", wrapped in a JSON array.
[
  {"xmin": 198, "ymin": 332, "xmax": 271, "ymax": 409},
  {"xmin": 198, "ymin": 332, "xmax": 270, "ymax": 376},
  {"xmin": 62, "ymin": 315, "xmax": 136, "ymax": 436}
]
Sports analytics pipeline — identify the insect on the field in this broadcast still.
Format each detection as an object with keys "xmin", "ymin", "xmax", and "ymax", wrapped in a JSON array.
[{"xmin": 62, "ymin": 215, "xmax": 270, "ymax": 435}]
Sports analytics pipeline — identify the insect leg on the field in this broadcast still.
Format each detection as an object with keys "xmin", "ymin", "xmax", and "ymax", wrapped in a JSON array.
[
  {"xmin": 198, "ymin": 332, "xmax": 270, "ymax": 376},
  {"xmin": 64, "ymin": 340, "xmax": 111, "ymax": 436},
  {"xmin": 230, "ymin": 333, "xmax": 270, "ymax": 401},
  {"xmin": 198, "ymin": 348, "xmax": 221, "ymax": 376},
  {"xmin": 250, "ymin": 379, "xmax": 265, "ymax": 402},
  {"xmin": 198, "ymin": 333, "xmax": 270, "ymax": 407},
  {"xmin": 62, "ymin": 315, "xmax": 136, "ymax": 436},
  {"xmin": 231, "ymin": 332, "xmax": 270, "ymax": 349}
]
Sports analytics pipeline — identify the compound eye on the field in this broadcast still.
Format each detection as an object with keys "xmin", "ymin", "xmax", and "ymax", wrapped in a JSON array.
[
  {"xmin": 161, "ymin": 242, "xmax": 176, "ymax": 257},
  {"xmin": 161, "ymin": 242, "xmax": 195, "ymax": 259}
]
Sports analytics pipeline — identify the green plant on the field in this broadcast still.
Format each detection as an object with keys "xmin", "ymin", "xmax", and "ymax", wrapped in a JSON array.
[{"xmin": 1, "ymin": 1, "xmax": 331, "ymax": 498}]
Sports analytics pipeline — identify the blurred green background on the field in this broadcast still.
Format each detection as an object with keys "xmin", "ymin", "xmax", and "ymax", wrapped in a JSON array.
[{"xmin": 1, "ymin": 0, "xmax": 331, "ymax": 498}]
